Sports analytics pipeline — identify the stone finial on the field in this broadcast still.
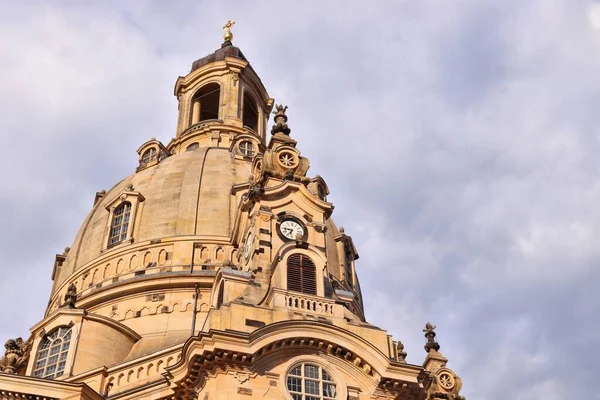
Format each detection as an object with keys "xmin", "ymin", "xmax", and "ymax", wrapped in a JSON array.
[
  {"xmin": 223, "ymin": 20, "xmax": 235, "ymax": 44},
  {"xmin": 64, "ymin": 283, "xmax": 78, "ymax": 309},
  {"xmin": 271, "ymin": 104, "xmax": 291, "ymax": 136},
  {"xmin": 423, "ymin": 322, "xmax": 440, "ymax": 353},
  {"xmin": 339, "ymin": 227, "xmax": 345, "ymax": 234},
  {"xmin": 63, "ymin": 246, "xmax": 71, "ymax": 255},
  {"xmin": 0, "ymin": 337, "xmax": 30, "ymax": 374},
  {"xmin": 125, "ymin": 183, "xmax": 134, "ymax": 191},
  {"xmin": 396, "ymin": 341, "xmax": 407, "ymax": 362}
]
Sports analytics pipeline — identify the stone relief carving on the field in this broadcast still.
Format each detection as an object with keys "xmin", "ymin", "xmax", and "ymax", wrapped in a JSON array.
[
  {"xmin": 63, "ymin": 283, "xmax": 78, "ymax": 309},
  {"xmin": 396, "ymin": 340, "xmax": 407, "ymax": 362}
]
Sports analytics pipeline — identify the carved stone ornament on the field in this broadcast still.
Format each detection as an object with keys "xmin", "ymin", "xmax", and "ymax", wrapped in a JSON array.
[
  {"xmin": 427, "ymin": 368, "xmax": 465, "ymax": 400},
  {"xmin": 64, "ymin": 283, "xmax": 78, "ymax": 308},
  {"xmin": 423, "ymin": 322, "xmax": 440, "ymax": 353},
  {"xmin": 271, "ymin": 104, "xmax": 291, "ymax": 135},
  {"xmin": 396, "ymin": 341, "xmax": 407, "ymax": 362},
  {"xmin": 0, "ymin": 337, "xmax": 31, "ymax": 374}
]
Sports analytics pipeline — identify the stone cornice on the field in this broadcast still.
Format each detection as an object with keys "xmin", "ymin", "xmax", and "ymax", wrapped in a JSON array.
[{"xmin": 160, "ymin": 320, "xmax": 425, "ymax": 399}]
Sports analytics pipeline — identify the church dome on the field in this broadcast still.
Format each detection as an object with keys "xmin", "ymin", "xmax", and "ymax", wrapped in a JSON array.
[
  {"xmin": 53, "ymin": 147, "xmax": 252, "ymax": 289},
  {"xmin": 0, "ymin": 31, "xmax": 465, "ymax": 400}
]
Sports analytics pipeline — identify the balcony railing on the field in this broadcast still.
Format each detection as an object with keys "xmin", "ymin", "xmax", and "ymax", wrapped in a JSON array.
[{"xmin": 268, "ymin": 288, "xmax": 341, "ymax": 317}]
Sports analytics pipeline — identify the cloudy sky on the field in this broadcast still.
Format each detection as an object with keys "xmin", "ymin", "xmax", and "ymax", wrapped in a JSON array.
[{"xmin": 1, "ymin": 0, "xmax": 600, "ymax": 398}]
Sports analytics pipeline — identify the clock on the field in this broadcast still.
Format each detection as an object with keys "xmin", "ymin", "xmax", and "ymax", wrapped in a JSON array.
[
  {"xmin": 279, "ymin": 219, "xmax": 305, "ymax": 241},
  {"xmin": 243, "ymin": 232, "xmax": 253, "ymax": 259}
]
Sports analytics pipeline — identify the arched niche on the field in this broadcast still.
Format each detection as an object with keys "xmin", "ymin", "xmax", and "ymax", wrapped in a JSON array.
[
  {"xmin": 242, "ymin": 90, "xmax": 259, "ymax": 133},
  {"xmin": 190, "ymin": 83, "xmax": 221, "ymax": 126}
]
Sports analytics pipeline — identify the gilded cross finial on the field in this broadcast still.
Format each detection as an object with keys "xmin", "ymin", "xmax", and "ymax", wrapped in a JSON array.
[{"xmin": 223, "ymin": 20, "xmax": 235, "ymax": 43}]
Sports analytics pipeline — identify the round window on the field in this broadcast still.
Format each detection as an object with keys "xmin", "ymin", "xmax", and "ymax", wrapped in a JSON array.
[{"xmin": 286, "ymin": 363, "xmax": 337, "ymax": 399}]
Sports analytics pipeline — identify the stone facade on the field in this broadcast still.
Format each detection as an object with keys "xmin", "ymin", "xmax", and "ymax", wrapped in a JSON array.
[{"xmin": 0, "ymin": 33, "xmax": 465, "ymax": 400}]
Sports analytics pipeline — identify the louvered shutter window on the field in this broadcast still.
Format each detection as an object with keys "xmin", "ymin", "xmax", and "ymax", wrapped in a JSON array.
[{"xmin": 287, "ymin": 254, "xmax": 317, "ymax": 295}]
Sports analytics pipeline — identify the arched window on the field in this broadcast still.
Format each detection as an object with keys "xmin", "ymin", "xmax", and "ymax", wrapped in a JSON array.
[
  {"xmin": 32, "ymin": 326, "xmax": 72, "ymax": 379},
  {"xmin": 287, "ymin": 254, "xmax": 317, "ymax": 295},
  {"xmin": 242, "ymin": 91, "xmax": 258, "ymax": 132},
  {"xmin": 186, "ymin": 143, "xmax": 199, "ymax": 152},
  {"xmin": 216, "ymin": 281, "xmax": 224, "ymax": 308},
  {"xmin": 287, "ymin": 363, "xmax": 337, "ymax": 399},
  {"xmin": 239, "ymin": 140, "xmax": 255, "ymax": 157},
  {"xmin": 190, "ymin": 83, "xmax": 220, "ymax": 125},
  {"xmin": 141, "ymin": 148, "xmax": 156, "ymax": 164},
  {"xmin": 108, "ymin": 202, "xmax": 132, "ymax": 246}
]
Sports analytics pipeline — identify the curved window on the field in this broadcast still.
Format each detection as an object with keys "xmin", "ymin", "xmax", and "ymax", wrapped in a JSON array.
[
  {"xmin": 141, "ymin": 148, "xmax": 156, "ymax": 164},
  {"xmin": 242, "ymin": 92, "xmax": 259, "ymax": 132},
  {"xmin": 287, "ymin": 254, "xmax": 317, "ymax": 295},
  {"xmin": 216, "ymin": 281, "xmax": 224, "ymax": 308},
  {"xmin": 239, "ymin": 140, "xmax": 255, "ymax": 157},
  {"xmin": 186, "ymin": 142, "xmax": 199, "ymax": 152},
  {"xmin": 190, "ymin": 83, "xmax": 220, "ymax": 125},
  {"xmin": 32, "ymin": 327, "xmax": 72, "ymax": 379},
  {"xmin": 287, "ymin": 363, "xmax": 337, "ymax": 399},
  {"xmin": 108, "ymin": 202, "xmax": 132, "ymax": 246}
]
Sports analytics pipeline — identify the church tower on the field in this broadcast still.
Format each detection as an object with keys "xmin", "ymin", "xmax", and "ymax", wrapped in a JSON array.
[{"xmin": 0, "ymin": 23, "xmax": 465, "ymax": 400}]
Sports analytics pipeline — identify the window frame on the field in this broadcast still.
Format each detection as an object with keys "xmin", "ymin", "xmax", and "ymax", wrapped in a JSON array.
[
  {"xmin": 286, "ymin": 253, "xmax": 317, "ymax": 296},
  {"xmin": 186, "ymin": 142, "xmax": 200, "ymax": 152},
  {"xmin": 280, "ymin": 356, "xmax": 347, "ymax": 400},
  {"xmin": 32, "ymin": 326, "xmax": 73, "ymax": 380},
  {"xmin": 107, "ymin": 201, "xmax": 132, "ymax": 247},
  {"xmin": 102, "ymin": 189, "xmax": 145, "ymax": 252},
  {"xmin": 141, "ymin": 147, "xmax": 157, "ymax": 165},
  {"xmin": 239, "ymin": 140, "xmax": 255, "ymax": 157}
]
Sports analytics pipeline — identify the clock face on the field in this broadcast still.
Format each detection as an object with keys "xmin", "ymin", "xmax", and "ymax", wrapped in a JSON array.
[
  {"xmin": 279, "ymin": 219, "xmax": 305, "ymax": 240},
  {"xmin": 243, "ymin": 232, "xmax": 253, "ymax": 259}
]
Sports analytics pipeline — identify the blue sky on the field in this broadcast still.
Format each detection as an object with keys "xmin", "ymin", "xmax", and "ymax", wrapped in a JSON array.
[{"xmin": 1, "ymin": 1, "xmax": 600, "ymax": 398}]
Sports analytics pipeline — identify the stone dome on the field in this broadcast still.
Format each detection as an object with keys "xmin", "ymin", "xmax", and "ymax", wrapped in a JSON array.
[
  {"xmin": 54, "ymin": 147, "xmax": 251, "ymax": 289},
  {"xmin": 40, "ymin": 44, "xmax": 364, "ymax": 377}
]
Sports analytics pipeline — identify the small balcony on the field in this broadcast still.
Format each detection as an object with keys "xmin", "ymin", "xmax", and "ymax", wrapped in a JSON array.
[{"xmin": 267, "ymin": 288, "xmax": 343, "ymax": 318}]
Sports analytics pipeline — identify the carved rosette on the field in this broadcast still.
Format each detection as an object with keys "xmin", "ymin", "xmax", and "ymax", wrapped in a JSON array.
[
  {"xmin": 427, "ymin": 368, "xmax": 465, "ymax": 400},
  {"xmin": 260, "ymin": 147, "xmax": 310, "ymax": 183}
]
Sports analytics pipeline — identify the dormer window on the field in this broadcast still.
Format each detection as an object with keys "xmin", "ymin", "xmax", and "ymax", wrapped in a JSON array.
[
  {"xmin": 239, "ymin": 140, "xmax": 255, "ymax": 157},
  {"xmin": 136, "ymin": 139, "xmax": 169, "ymax": 172},
  {"xmin": 191, "ymin": 83, "xmax": 220, "ymax": 125},
  {"xmin": 141, "ymin": 148, "xmax": 156, "ymax": 165},
  {"xmin": 102, "ymin": 187, "xmax": 144, "ymax": 251},
  {"xmin": 242, "ymin": 91, "xmax": 258, "ymax": 132},
  {"xmin": 108, "ymin": 202, "xmax": 131, "ymax": 247}
]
